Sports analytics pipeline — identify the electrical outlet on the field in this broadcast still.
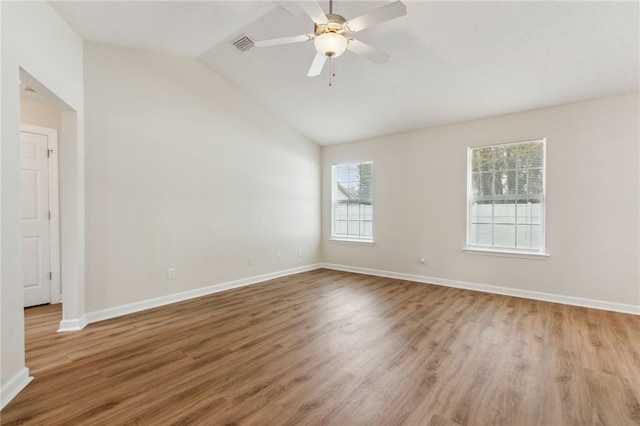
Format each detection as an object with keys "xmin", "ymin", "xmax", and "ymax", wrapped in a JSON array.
[
  {"xmin": 277, "ymin": 252, "xmax": 283, "ymax": 261},
  {"xmin": 167, "ymin": 268, "xmax": 176, "ymax": 279},
  {"xmin": 297, "ymin": 249, "xmax": 302, "ymax": 258},
  {"xmin": 419, "ymin": 257, "xmax": 426, "ymax": 265},
  {"xmin": 249, "ymin": 256, "xmax": 255, "ymax": 266}
]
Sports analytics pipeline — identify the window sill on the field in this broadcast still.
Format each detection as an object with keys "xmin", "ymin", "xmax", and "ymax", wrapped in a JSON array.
[
  {"xmin": 329, "ymin": 238, "xmax": 375, "ymax": 245},
  {"xmin": 463, "ymin": 246, "xmax": 549, "ymax": 260}
]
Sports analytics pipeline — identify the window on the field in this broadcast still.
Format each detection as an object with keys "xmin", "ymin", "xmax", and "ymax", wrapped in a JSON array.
[
  {"xmin": 467, "ymin": 139, "xmax": 545, "ymax": 254},
  {"xmin": 331, "ymin": 161, "xmax": 373, "ymax": 242}
]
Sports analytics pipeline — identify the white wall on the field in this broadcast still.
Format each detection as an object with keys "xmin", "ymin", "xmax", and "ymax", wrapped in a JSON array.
[
  {"xmin": 1, "ymin": 0, "xmax": 84, "ymax": 408},
  {"xmin": 83, "ymin": 42, "xmax": 320, "ymax": 312},
  {"xmin": 20, "ymin": 97, "xmax": 62, "ymax": 131},
  {"xmin": 322, "ymin": 93, "xmax": 640, "ymax": 309}
]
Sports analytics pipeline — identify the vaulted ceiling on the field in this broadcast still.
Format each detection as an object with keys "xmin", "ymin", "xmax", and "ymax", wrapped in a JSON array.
[{"xmin": 49, "ymin": 1, "xmax": 639, "ymax": 145}]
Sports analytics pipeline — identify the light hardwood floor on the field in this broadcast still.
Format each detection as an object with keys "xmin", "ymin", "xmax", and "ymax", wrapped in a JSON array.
[{"xmin": 3, "ymin": 269, "xmax": 640, "ymax": 425}]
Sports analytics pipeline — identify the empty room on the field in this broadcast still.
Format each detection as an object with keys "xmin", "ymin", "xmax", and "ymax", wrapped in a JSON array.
[{"xmin": 1, "ymin": 0, "xmax": 639, "ymax": 424}]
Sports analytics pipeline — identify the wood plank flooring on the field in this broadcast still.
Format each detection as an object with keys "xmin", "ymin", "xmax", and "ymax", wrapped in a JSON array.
[{"xmin": 3, "ymin": 269, "xmax": 640, "ymax": 425}]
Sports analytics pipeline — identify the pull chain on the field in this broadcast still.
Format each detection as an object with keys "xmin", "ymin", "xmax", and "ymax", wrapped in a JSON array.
[{"xmin": 328, "ymin": 59, "xmax": 336, "ymax": 87}]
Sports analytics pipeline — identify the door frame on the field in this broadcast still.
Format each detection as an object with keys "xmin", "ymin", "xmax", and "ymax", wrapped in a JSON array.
[{"xmin": 20, "ymin": 123, "xmax": 61, "ymax": 304}]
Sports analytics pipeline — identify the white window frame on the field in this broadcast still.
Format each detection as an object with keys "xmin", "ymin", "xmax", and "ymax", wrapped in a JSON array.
[
  {"xmin": 330, "ymin": 160, "xmax": 374, "ymax": 243},
  {"xmin": 465, "ymin": 138, "xmax": 548, "ymax": 257}
]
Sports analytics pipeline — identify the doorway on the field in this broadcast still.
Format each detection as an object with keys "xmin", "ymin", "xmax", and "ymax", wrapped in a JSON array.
[
  {"xmin": 19, "ymin": 68, "xmax": 85, "ymax": 333},
  {"xmin": 20, "ymin": 123, "xmax": 61, "ymax": 307}
]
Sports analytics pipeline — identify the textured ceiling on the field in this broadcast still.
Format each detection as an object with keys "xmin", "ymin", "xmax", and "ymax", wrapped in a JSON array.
[{"xmin": 49, "ymin": 1, "xmax": 639, "ymax": 145}]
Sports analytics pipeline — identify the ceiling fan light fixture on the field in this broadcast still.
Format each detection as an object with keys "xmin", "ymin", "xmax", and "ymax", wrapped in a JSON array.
[{"xmin": 314, "ymin": 32, "xmax": 348, "ymax": 58}]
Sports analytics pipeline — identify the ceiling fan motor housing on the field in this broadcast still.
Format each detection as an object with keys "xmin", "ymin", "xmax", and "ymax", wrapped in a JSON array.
[{"xmin": 314, "ymin": 14, "xmax": 348, "ymax": 36}]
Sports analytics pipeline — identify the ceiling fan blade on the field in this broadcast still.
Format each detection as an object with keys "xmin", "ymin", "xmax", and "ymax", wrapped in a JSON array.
[
  {"xmin": 307, "ymin": 53, "xmax": 327, "ymax": 77},
  {"xmin": 347, "ymin": 39, "xmax": 389, "ymax": 64},
  {"xmin": 254, "ymin": 34, "xmax": 314, "ymax": 48},
  {"xmin": 299, "ymin": 1, "xmax": 327, "ymax": 25},
  {"xmin": 346, "ymin": 1, "xmax": 407, "ymax": 33}
]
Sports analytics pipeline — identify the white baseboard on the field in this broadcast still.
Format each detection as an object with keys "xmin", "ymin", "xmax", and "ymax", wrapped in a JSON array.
[
  {"xmin": 1, "ymin": 367, "xmax": 33, "ymax": 410},
  {"xmin": 75, "ymin": 264, "xmax": 323, "ymax": 328},
  {"xmin": 58, "ymin": 316, "xmax": 88, "ymax": 332},
  {"xmin": 56, "ymin": 261, "xmax": 638, "ymax": 333},
  {"xmin": 321, "ymin": 263, "xmax": 640, "ymax": 315}
]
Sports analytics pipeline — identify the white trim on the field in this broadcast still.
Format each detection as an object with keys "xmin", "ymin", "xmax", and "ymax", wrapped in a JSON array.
[
  {"xmin": 321, "ymin": 263, "xmax": 640, "ymax": 316},
  {"xmin": 47, "ymin": 128, "xmax": 61, "ymax": 304},
  {"xmin": 57, "ymin": 316, "xmax": 88, "ymax": 332},
  {"xmin": 329, "ymin": 238, "xmax": 375, "ymax": 245},
  {"xmin": 59, "ymin": 264, "xmax": 322, "ymax": 331},
  {"xmin": 1, "ymin": 368, "xmax": 33, "ymax": 410},
  {"xmin": 55, "ymin": 261, "xmax": 639, "ymax": 332},
  {"xmin": 462, "ymin": 246, "xmax": 549, "ymax": 259}
]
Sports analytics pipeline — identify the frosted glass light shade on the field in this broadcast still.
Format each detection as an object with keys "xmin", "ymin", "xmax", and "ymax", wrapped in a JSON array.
[{"xmin": 314, "ymin": 32, "xmax": 348, "ymax": 58}]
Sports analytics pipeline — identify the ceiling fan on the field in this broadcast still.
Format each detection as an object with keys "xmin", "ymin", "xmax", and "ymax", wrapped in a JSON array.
[{"xmin": 253, "ymin": 0, "xmax": 407, "ymax": 77}]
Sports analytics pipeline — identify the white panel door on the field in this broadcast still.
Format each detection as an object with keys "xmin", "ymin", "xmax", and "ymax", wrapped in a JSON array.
[{"xmin": 21, "ymin": 130, "xmax": 51, "ymax": 307}]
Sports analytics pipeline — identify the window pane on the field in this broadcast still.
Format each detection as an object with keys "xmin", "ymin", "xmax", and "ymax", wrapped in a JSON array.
[
  {"xmin": 347, "ymin": 203, "xmax": 360, "ymax": 220},
  {"xmin": 503, "ymin": 171, "xmax": 516, "ymax": 195},
  {"xmin": 471, "ymin": 202, "xmax": 493, "ymax": 223},
  {"xmin": 472, "ymin": 148, "xmax": 492, "ymax": 172},
  {"xmin": 516, "ymin": 171, "xmax": 528, "ymax": 195},
  {"xmin": 516, "ymin": 201, "xmax": 542, "ymax": 224},
  {"xmin": 346, "ymin": 181, "xmax": 359, "ymax": 200},
  {"xmin": 358, "ymin": 162, "xmax": 373, "ymax": 203},
  {"xmin": 494, "ymin": 224, "xmax": 515, "ymax": 247},
  {"xmin": 492, "ymin": 172, "xmax": 503, "ymax": 195},
  {"xmin": 347, "ymin": 221, "xmax": 360, "ymax": 238},
  {"xmin": 472, "ymin": 172, "xmax": 492, "ymax": 197},
  {"xmin": 361, "ymin": 204, "xmax": 373, "ymax": 221},
  {"xmin": 491, "ymin": 146, "xmax": 504, "ymax": 171},
  {"xmin": 516, "ymin": 202, "xmax": 529, "ymax": 223},
  {"xmin": 494, "ymin": 201, "xmax": 516, "ymax": 224},
  {"xmin": 360, "ymin": 221, "xmax": 373, "ymax": 238},
  {"xmin": 517, "ymin": 143, "xmax": 543, "ymax": 169},
  {"xmin": 516, "ymin": 224, "xmax": 541, "ymax": 248},
  {"xmin": 530, "ymin": 201, "xmax": 542, "ymax": 224},
  {"xmin": 492, "ymin": 171, "xmax": 517, "ymax": 195},
  {"xmin": 347, "ymin": 164, "xmax": 359, "ymax": 181},
  {"xmin": 470, "ymin": 224, "xmax": 493, "ymax": 246},
  {"xmin": 336, "ymin": 164, "xmax": 349, "ymax": 183},
  {"xmin": 493, "ymin": 145, "xmax": 516, "ymax": 170},
  {"xmin": 527, "ymin": 169, "xmax": 543, "ymax": 195}
]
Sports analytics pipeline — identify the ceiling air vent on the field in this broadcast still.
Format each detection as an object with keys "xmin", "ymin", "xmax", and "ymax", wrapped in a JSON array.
[{"xmin": 231, "ymin": 35, "xmax": 255, "ymax": 52}]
